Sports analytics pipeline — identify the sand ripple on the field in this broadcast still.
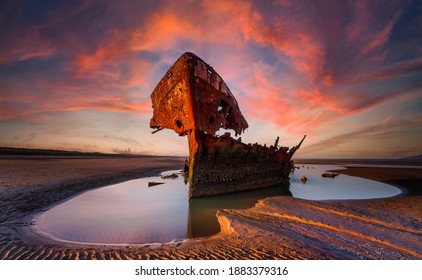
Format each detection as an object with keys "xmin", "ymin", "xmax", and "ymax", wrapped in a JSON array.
[
  {"xmin": 1, "ymin": 157, "xmax": 421, "ymax": 259},
  {"xmin": 1, "ymin": 196, "xmax": 420, "ymax": 260}
]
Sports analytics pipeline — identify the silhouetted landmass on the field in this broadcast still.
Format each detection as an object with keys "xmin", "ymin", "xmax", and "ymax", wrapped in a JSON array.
[
  {"xmin": 399, "ymin": 154, "xmax": 422, "ymax": 162},
  {"xmin": 0, "ymin": 147, "xmax": 153, "ymax": 158},
  {"xmin": 295, "ymin": 157, "xmax": 422, "ymax": 165}
]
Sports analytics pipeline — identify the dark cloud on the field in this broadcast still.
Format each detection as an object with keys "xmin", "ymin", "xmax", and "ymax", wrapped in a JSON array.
[{"xmin": 301, "ymin": 114, "xmax": 421, "ymax": 156}]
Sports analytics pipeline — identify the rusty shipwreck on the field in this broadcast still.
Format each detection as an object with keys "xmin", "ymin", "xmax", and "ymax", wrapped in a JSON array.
[{"xmin": 150, "ymin": 52, "xmax": 305, "ymax": 198}]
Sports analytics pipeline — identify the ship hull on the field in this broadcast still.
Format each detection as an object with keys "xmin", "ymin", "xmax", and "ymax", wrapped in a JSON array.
[
  {"xmin": 150, "ymin": 52, "xmax": 304, "ymax": 198},
  {"xmin": 189, "ymin": 131, "xmax": 292, "ymax": 198}
]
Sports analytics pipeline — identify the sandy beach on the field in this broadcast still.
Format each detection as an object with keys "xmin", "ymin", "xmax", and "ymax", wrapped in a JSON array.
[{"xmin": 0, "ymin": 156, "xmax": 421, "ymax": 260}]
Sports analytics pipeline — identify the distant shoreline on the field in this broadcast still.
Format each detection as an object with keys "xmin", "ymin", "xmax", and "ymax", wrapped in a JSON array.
[
  {"xmin": 0, "ymin": 147, "xmax": 186, "ymax": 159},
  {"xmin": 2, "ymin": 146, "xmax": 420, "ymax": 162},
  {"xmin": 294, "ymin": 158, "xmax": 422, "ymax": 166}
]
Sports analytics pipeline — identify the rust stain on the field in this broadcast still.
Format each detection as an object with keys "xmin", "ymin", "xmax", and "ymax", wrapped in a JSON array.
[{"xmin": 150, "ymin": 52, "xmax": 305, "ymax": 198}]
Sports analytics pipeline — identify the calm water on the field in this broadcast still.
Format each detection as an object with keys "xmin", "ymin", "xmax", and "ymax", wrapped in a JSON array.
[
  {"xmin": 35, "ymin": 165, "xmax": 401, "ymax": 245},
  {"xmin": 290, "ymin": 164, "xmax": 402, "ymax": 200}
]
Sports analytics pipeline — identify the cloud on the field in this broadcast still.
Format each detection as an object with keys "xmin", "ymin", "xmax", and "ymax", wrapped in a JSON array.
[
  {"xmin": 14, "ymin": 133, "xmax": 38, "ymax": 144},
  {"xmin": 103, "ymin": 135, "xmax": 141, "ymax": 146},
  {"xmin": 0, "ymin": 0, "xmax": 421, "ymax": 157},
  {"xmin": 112, "ymin": 147, "xmax": 133, "ymax": 154},
  {"xmin": 300, "ymin": 106, "xmax": 422, "ymax": 157},
  {"xmin": 0, "ymin": 95, "xmax": 151, "ymax": 122},
  {"xmin": 351, "ymin": 57, "xmax": 422, "ymax": 84},
  {"xmin": 233, "ymin": 0, "xmax": 421, "ymax": 136}
]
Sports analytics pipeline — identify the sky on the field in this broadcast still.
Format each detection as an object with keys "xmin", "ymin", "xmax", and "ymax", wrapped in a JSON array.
[{"xmin": 0, "ymin": 0, "xmax": 421, "ymax": 158}]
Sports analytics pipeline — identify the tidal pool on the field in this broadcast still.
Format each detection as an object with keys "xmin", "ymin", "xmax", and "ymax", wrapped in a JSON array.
[
  {"xmin": 35, "ymin": 165, "xmax": 401, "ymax": 245},
  {"xmin": 289, "ymin": 164, "xmax": 402, "ymax": 200}
]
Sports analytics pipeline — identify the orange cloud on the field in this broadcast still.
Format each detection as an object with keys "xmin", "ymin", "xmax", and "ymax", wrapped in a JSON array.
[
  {"xmin": 237, "ymin": 62, "xmax": 339, "ymax": 137},
  {"xmin": 243, "ymin": 15, "xmax": 324, "ymax": 84},
  {"xmin": 0, "ymin": 90, "xmax": 151, "ymax": 122}
]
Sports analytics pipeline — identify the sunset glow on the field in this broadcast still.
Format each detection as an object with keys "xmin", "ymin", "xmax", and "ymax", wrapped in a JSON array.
[{"xmin": 1, "ymin": 0, "xmax": 421, "ymax": 158}]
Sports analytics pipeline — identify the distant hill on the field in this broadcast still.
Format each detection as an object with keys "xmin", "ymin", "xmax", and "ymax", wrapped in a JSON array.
[
  {"xmin": 0, "ymin": 147, "xmax": 144, "ymax": 157},
  {"xmin": 399, "ymin": 154, "xmax": 422, "ymax": 162}
]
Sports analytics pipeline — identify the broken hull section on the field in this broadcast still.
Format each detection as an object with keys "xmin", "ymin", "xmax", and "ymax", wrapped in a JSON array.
[{"xmin": 189, "ymin": 131, "xmax": 292, "ymax": 197}]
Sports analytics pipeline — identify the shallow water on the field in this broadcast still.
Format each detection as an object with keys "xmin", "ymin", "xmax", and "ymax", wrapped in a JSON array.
[
  {"xmin": 35, "ymin": 165, "xmax": 401, "ymax": 245},
  {"xmin": 289, "ymin": 164, "xmax": 401, "ymax": 200}
]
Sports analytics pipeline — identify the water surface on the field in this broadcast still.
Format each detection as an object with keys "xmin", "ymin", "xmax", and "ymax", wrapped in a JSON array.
[
  {"xmin": 289, "ymin": 164, "xmax": 401, "ymax": 200},
  {"xmin": 35, "ymin": 165, "xmax": 401, "ymax": 245}
]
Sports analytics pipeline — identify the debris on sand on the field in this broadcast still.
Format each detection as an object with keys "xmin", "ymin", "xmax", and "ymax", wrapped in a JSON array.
[
  {"xmin": 322, "ymin": 172, "xmax": 339, "ymax": 178},
  {"xmin": 148, "ymin": 182, "xmax": 164, "ymax": 187},
  {"xmin": 161, "ymin": 173, "xmax": 179, "ymax": 180}
]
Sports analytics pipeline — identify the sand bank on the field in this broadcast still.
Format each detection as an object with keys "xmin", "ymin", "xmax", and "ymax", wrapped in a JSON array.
[
  {"xmin": 0, "ymin": 157, "xmax": 420, "ymax": 259},
  {"xmin": 332, "ymin": 166, "xmax": 422, "ymax": 195}
]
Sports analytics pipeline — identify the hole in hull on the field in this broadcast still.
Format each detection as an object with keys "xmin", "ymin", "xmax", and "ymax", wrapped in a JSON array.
[{"xmin": 175, "ymin": 119, "xmax": 183, "ymax": 129}]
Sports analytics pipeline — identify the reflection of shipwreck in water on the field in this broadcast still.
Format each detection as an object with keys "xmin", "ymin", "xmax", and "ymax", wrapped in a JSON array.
[
  {"xmin": 187, "ymin": 186, "xmax": 292, "ymax": 238},
  {"xmin": 150, "ymin": 52, "xmax": 305, "ymax": 198}
]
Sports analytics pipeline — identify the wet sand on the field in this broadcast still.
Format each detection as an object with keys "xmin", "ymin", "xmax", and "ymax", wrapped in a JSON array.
[
  {"xmin": 0, "ymin": 157, "xmax": 421, "ymax": 259},
  {"xmin": 333, "ymin": 167, "xmax": 422, "ymax": 195}
]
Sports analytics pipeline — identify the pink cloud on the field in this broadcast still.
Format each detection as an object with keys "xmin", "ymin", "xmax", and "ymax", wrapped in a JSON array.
[
  {"xmin": 0, "ymin": 91, "xmax": 151, "ymax": 122},
  {"xmin": 243, "ymin": 13, "xmax": 324, "ymax": 84},
  {"xmin": 0, "ymin": 24, "xmax": 56, "ymax": 64},
  {"xmin": 236, "ymin": 62, "xmax": 338, "ymax": 137},
  {"xmin": 74, "ymin": 51, "xmax": 153, "ymax": 89},
  {"xmin": 351, "ymin": 57, "xmax": 422, "ymax": 84}
]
